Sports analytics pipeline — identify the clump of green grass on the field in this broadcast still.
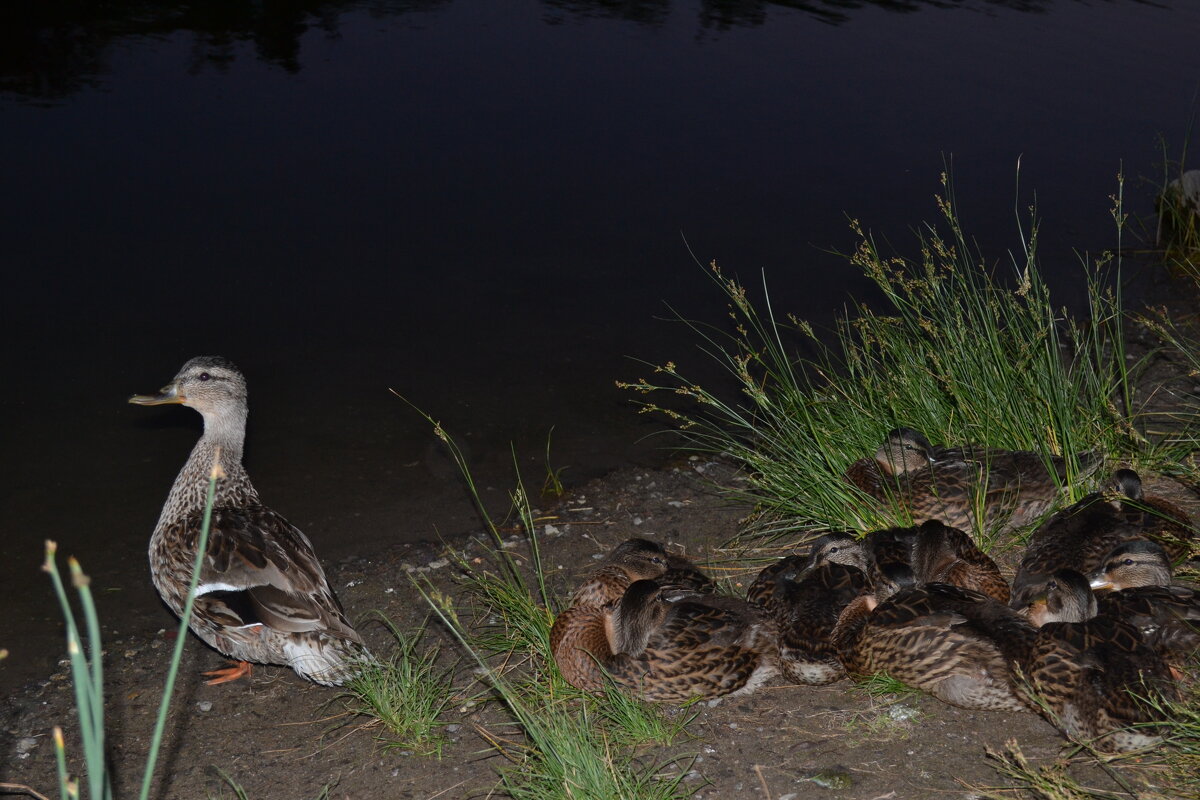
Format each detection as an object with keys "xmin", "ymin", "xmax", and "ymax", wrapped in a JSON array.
[
  {"xmin": 849, "ymin": 671, "xmax": 923, "ymax": 700},
  {"xmin": 483, "ymin": 697, "xmax": 694, "ymax": 800},
  {"xmin": 1139, "ymin": 678, "xmax": 1200, "ymax": 793},
  {"xmin": 399, "ymin": 409, "xmax": 700, "ymax": 798},
  {"xmin": 621, "ymin": 171, "xmax": 1183, "ymax": 543},
  {"xmin": 1151, "ymin": 132, "xmax": 1200, "ymax": 270},
  {"xmin": 339, "ymin": 615, "xmax": 456, "ymax": 757},
  {"xmin": 594, "ymin": 679, "xmax": 697, "ymax": 748}
]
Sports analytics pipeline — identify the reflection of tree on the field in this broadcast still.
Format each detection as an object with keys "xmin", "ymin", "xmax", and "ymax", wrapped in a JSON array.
[
  {"xmin": 0, "ymin": 0, "xmax": 451, "ymax": 103},
  {"xmin": 542, "ymin": 0, "xmax": 671, "ymax": 25},
  {"xmin": 0, "ymin": 0, "xmax": 1166, "ymax": 102}
]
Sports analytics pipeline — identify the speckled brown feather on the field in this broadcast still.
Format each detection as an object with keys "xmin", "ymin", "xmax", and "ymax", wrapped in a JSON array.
[
  {"xmin": 846, "ymin": 429, "xmax": 1092, "ymax": 537},
  {"xmin": 567, "ymin": 538, "xmax": 714, "ymax": 608},
  {"xmin": 552, "ymin": 580, "xmax": 777, "ymax": 703},
  {"xmin": 1013, "ymin": 469, "xmax": 1195, "ymax": 608},
  {"xmin": 1019, "ymin": 615, "xmax": 1179, "ymax": 752},
  {"xmin": 832, "ymin": 583, "xmax": 1034, "ymax": 711},
  {"xmin": 752, "ymin": 560, "xmax": 871, "ymax": 684},
  {"xmin": 136, "ymin": 357, "xmax": 367, "ymax": 686},
  {"xmin": 912, "ymin": 520, "xmax": 1009, "ymax": 604}
]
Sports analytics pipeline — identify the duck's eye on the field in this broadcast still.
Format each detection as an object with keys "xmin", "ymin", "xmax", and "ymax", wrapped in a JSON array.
[
  {"xmin": 1048, "ymin": 580, "xmax": 1058, "ymax": 590},
  {"xmin": 198, "ymin": 372, "xmax": 211, "ymax": 382},
  {"xmin": 1122, "ymin": 558, "xmax": 1134, "ymax": 566}
]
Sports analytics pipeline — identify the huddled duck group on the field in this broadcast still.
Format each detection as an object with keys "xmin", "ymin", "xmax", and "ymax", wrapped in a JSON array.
[
  {"xmin": 131, "ymin": 359, "xmax": 1199, "ymax": 752},
  {"xmin": 551, "ymin": 430, "xmax": 1200, "ymax": 753}
]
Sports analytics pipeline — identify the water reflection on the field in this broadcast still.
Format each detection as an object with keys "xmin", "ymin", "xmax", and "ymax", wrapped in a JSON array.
[{"xmin": 0, "ymin": 0, "xmax": 1170, "ymax": 103}]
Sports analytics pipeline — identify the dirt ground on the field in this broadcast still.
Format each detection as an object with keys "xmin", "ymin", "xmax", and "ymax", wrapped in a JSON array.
[{"xmin": 3, "ymin": 458, "xmax": 1196, "ymax": 800}]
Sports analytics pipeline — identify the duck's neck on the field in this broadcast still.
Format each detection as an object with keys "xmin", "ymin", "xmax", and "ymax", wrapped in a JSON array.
[{"xmin": 155, "ymin": 406, "xmax": 259, "ymax": 530}]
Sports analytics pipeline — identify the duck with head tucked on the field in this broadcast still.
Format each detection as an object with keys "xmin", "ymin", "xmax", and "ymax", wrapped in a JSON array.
[
  {"xmin": 566, "ymin": 537, "xmax": 715, "ymax": 609},
  {"xmin": 551, "ymin": 579, "xmax": 778, "ymax": 702},
  {"xmin": 831, "ymin": 582, "xmax": 1034, "ymax": 711},
  {"xmin": 747, "ymin": 541, "xmax": 871, "ymax": 685},
  {"xmin": 130, "ymin": 357, "xmax": 368, "ymax": 686},
  {"xmin": 845, "ymin": 427, "xmax": 1097, "ymax": 537}
]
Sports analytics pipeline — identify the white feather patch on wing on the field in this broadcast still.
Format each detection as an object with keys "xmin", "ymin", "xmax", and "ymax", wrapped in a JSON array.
[{"xmin": 193, "ymin": 581, "xmax": 245, "ymax": 597}]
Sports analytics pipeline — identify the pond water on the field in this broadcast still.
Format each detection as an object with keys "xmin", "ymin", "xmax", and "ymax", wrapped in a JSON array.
[{"xmin": 1, "ymin": 0, "xmax": 1196, "ymax": 689}]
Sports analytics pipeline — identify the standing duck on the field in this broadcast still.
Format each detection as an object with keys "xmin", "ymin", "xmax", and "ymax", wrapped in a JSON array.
[
  {"xmin": 551, "ymin": 579, "xmax": 777, "ymax": 702},
  {"xmin": 845, "ymin": 427, "xmax": 1096, "ymax": 537},
  {"xmin": 131, "ymin": 356, "xmax": 367, "ymax": 686}
]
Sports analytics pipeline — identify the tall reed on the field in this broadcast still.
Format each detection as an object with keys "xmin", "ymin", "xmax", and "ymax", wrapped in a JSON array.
[
  {"xmin": 622, "ymin": 173, "xmax": 1167, "ymax": 541},
  {"xmin": 43, "ymin": 457, "xmax": 221, "ymax": 799}
]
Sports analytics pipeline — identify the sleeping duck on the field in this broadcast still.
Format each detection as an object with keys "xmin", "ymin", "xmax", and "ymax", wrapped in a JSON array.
[
  {"xmin": 551, "ymin": 579, "xmax": 778, "ymax": 702},
  {"xmin": 831, "ymin": 582, "xmax": 1034, "ymax": 712},
  {"xmin": 748, "ymin": 550, "xmax": 870, "ymax": 685},
  {"xmin": 846, "ymin": 427, "xmax": 1096, "ymax": 537},
  {"xmin": 566, "ymin": 537, "xmax": 715, "ymax": 609},
  {"xmin": 130, "ymin": 356, "xmax": 368, "ymax": 686}
]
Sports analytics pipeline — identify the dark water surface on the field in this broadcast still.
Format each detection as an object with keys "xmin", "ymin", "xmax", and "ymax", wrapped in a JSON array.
[{"xmin": 2, "ymin": 0, "xmax": 1197, "ymax": 690}]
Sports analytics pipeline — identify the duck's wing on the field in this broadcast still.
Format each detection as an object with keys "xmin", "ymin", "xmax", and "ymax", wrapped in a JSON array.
[
  {"xmin": 176, "ymin": 504, "xmax": 360, "ymax": 643},
  {"xmin": 1099, "ymin": 586, "xmax": 1200, "ymax": 656},
  {"xmin": 746, "ymin": 554, "xmax": 808, "ymax": 608},
  {"xmin": 653, "ymin": 595, "xmax": 773, "ymax": 651}
]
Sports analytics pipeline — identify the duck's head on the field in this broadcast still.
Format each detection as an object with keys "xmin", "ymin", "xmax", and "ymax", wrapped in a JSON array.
[
  {"xmin": 1088, "ymin": 539, "xmax": 1172, "ymax": 592},
  {"xmin": 1106, "ymin": 468, "xmax": 1144, "ymax": 503},
  {"xmin": 875, "ymin": 427, "xmax": 935, "ymax": 476},
  {"xmin": 805, "ymin": 531, "xmax": 867, "ymax": 573},
  {"xmin": 606, "ymin": 538, "xmax": 674, "ymax": 581},
  {"xmin": 611, "ymin": 579, "xmax": 670, "ymax": 655},
  {"xmin": 1022, "ymin": 569, "xmax": 1096, "ymax": 626},
  {"xmin": 130, "ymin": 356, "xmax": 248, "ymax": 423}
]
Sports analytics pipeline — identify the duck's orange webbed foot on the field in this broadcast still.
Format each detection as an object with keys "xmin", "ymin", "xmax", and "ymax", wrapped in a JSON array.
[{"xmin": 203, "ymin": 660, "xmax": 253, "ymax": 685}]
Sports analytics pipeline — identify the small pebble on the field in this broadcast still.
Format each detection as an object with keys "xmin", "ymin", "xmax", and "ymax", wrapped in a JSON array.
[
  {"xmin": 544, "ymin": 524, "xmax": 561, "ymax": 537},
  {"xmin": 16, "ymin": 737, "xmax": 39, "ymax": 755},
  {"xmin": 197, "ymin": 701, "xmax": 213, "ymax": 712},
  {"xmin": 445, "ymin": 724, "xmax": 462, "ymax": 733}
]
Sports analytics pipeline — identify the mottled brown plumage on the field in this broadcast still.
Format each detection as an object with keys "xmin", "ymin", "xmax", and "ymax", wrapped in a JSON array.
[
  {"xmin": 912, "ymin": 520, "xmax": 1010, "ymax": 604},
  {"xmin": 845, "ymin": 427, "xmax": 1094, "ymax": 537},
  {"xmin": 566, "ymin": 538, "xmax": 714, "ymax": 609},
  {"xmin": 1012, "ymin": 469, "xmax": 1195, "ymax": 609},
  {"xmin": 552, "ymin": 580, "xmax": 778, "ymax": 702},
  {"xmin": 131, "ymin": 356, "xmax": 367, "ymax": 686},
  {"xmin": 1011, "ymin": 568, "xmax": 1180, "ymax": 752},
  {"xmin": 832, "ymin": 583, "xmax": 1034, "ymax": 711},
  {"xmin": 1087, "ymin": 541, "xmax": 1200, "ymax": 667},
  {"xmin": 749, "ymin": 555, "xmax": 870, "ymax": 685}
]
